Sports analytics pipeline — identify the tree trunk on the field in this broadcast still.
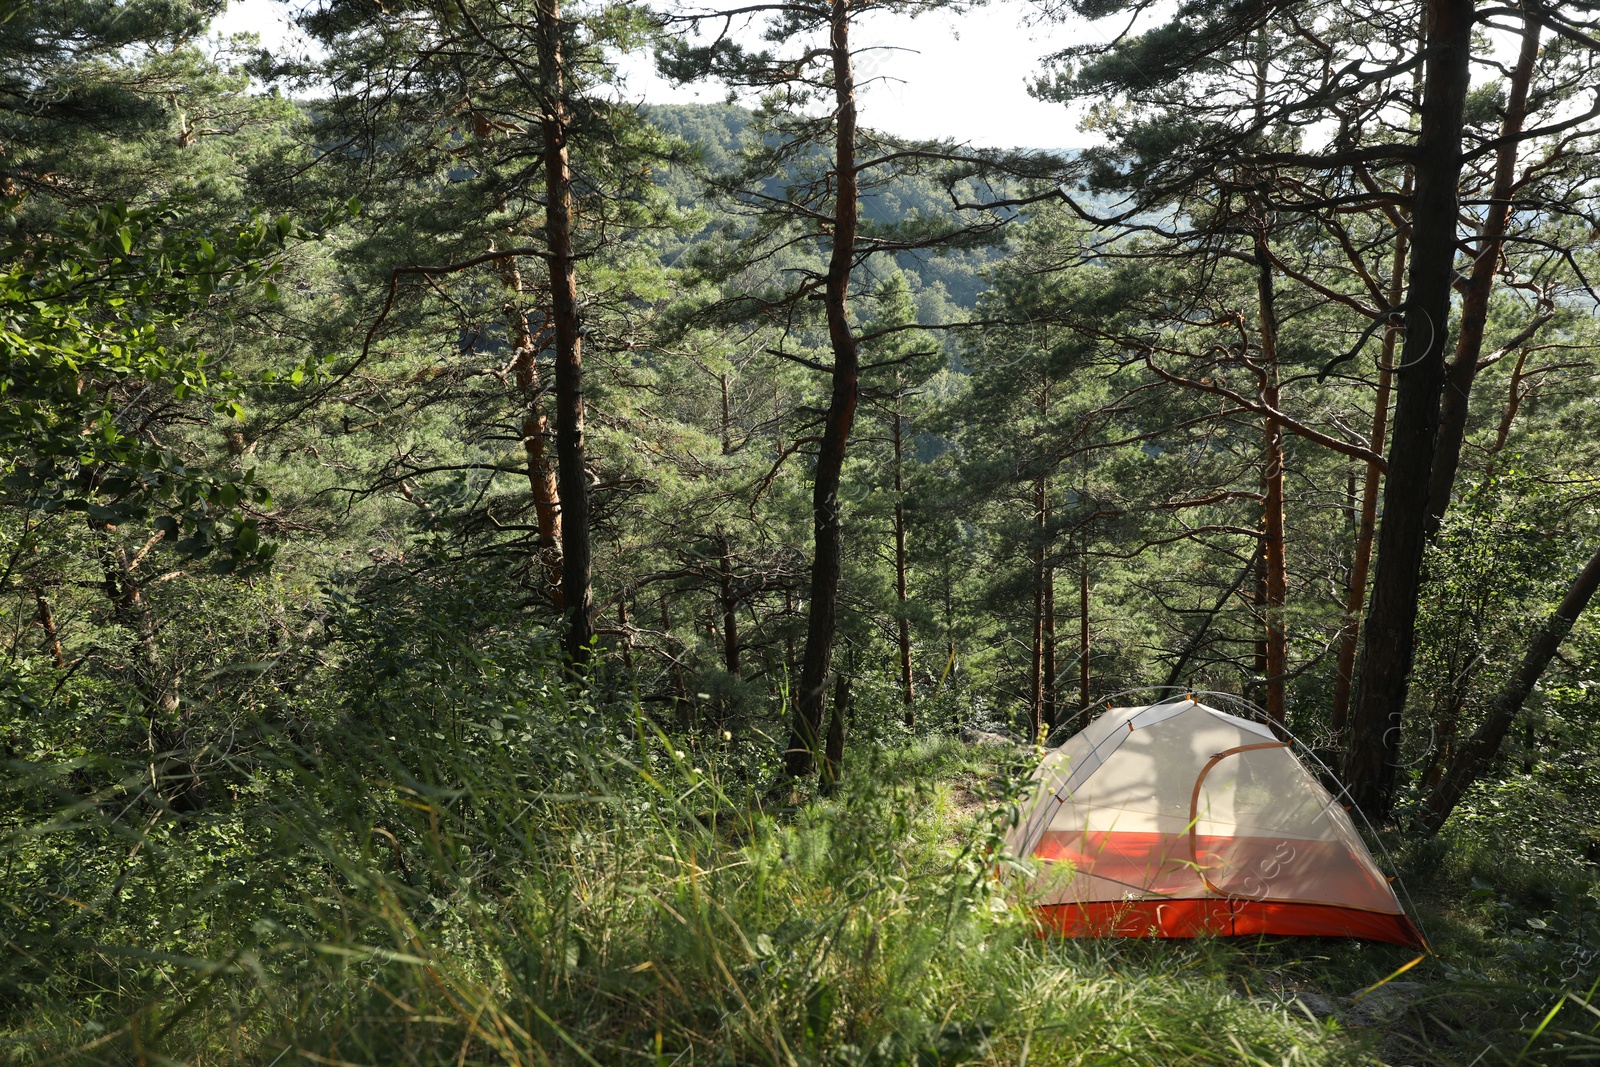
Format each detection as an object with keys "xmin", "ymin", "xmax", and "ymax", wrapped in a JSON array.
[
  {"xmin": 1246, "ymin": 37, "xmax": 1288, "ymax": 732},
  {"xmin": 537, "ymin": 0, "xmax": 592, "ymax": 669},
  {"xmin": 618, "ymin": 593, "xmax": 634, "ymax": 673},
  {"xmin": 892, "ymin": 410, "xmax": 915, "ymax": 722},
  {"xmin": 1077, "ymin": 542, "xmax": 1091, "ymax": 731},
  {"xmin": 33, "ymin": 590, "xmax": 66, "ymax": 670},
  {"xmin": 1254, "ymin": 227, "xmax": 1288, "ymax": 733},
  {"xmin": 1043, "ymin": 557, "xmax": 1057, "ymax": 735},
  {"xmin": 1417, "ymin": 543, "xmax": 1600, "ymax": 834},
  {"xmin": 1029, "ymin": 475, "xmax": 1046, "ymax": 744},
  {"xmin": 1332, "ymin": 218, "xmax": 1407, "ymax": 736},
  {"xmin": 1425, "ymin": 12, "xmax": 1541, "ymax": 531},
  {"xmin": 784, "ymin": 0, "xmax": 860, "ymax": 778},
  {"xmin": 1482, "ymin": 346, "xmax": 1531, "ymax": 482},
  {"xmin": 1345, "ymin": 0, "xmax": 1475, "ymax": 821},
  {"xmin": 500, "ymin": 257, "xmax": 564, "ymax": 605},
  {"xmin": 719, "ymin": 536, "xmax": 740, "ymax": 677},
  {"xmin": 784, "ymin": 588, "xmax": 798, "ymax": 692},
  {"xmin": 1251, "ymin": 550, "xmax": 1268, "ymax": 705},
  {"xmin": 820, "ymin": 671, "xmax": 849, "ymax": 795},
  {"xmin": 932, "ymin": 559, "xmax": 957, "ymax": 697}
]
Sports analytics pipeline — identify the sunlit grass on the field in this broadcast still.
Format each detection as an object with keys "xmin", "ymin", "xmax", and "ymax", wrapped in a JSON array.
[{"xmin": 5, "ymin": 677, "xmax": 1596, "ymax": 1066}]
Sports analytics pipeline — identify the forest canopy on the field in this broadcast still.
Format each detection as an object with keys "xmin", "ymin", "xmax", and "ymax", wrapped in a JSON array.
[{"xmin": 3, "ymin": 0, "xmax": 1600, "ymax": 1062}]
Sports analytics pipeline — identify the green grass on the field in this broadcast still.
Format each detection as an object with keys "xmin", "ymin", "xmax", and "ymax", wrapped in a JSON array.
[{"xmin": 5, "ymin": 682, "xmax": 1599, "ymax": 1066}]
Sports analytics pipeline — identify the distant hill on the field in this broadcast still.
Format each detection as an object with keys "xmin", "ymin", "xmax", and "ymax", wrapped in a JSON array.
[{"xmin": 644, "ymin": 102, "xmax": 1014, "ymax": 315}]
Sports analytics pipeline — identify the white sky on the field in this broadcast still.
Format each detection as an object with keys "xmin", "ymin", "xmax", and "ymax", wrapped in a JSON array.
[{"xmin": 212, "ymin": 0, "xmax": 1099, "ymax": 149}]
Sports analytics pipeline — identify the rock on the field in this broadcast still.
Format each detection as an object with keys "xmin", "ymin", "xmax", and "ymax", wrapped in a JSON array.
[
  {"xmin": 1343, "ymin": 981, "xmax": 1428, "ymax": 1028},
  {"xmin": 1289, "ymin": 992, "xmax": 1341, "ymax": 1019}
]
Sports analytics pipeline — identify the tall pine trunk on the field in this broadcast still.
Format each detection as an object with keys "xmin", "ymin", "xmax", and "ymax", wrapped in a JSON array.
[
  {"xmin": 537, "ymin": 0, "xmax": 593, "ymax": 668},
  {"xmin": 784, "ymin": 0, "xmax": 860, "ymax": 777},
  {"xmin": 1332, "ymin": 217, "xmax": 1407, "ymax": 736},
  {"xmin": 1425, "ymin": 13, "xmax": 1541, "ymax": 530},
  {"xmin": 1043, "ymin": 557, "xmax": 1056, "ymax": 735},
  {"xmin": 1345, "ymin": 0, "xmax": 1476, "ymax": 819},
  {"xmin": 719, "ymin": 535, "xmax": 740, "ymax": 677},
  {"xmin": 1029, "ymin": 476, "xmax": 1047, "ymax": 742},
  {"xmin": 1247, "ymin": 46, "xmax": 1288, "ymax": 731},
  {"xmin": 784, "ymin": 588, "xmax": 798, "ymax": 692},
  {"xmin": 893, "ymin": 410, "xmax": 915, "ymax": 722},
  {"xmin": 820, "ymin": 672, "xmax": 850, "ymax": 795},
  {"xmin": 1077, "ymin": 539, "xmax": 1091, "ymax": 731},
  {"xmin": 1254, "ymin": 225, "xmax": 1288, "ymax": 732},
  {"xmin": 500, "ymin": 257, "xmax": 565, "ymax": 604}
]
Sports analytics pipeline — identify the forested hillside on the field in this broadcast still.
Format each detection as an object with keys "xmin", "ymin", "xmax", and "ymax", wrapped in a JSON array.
[{"xmin": 4, "ymin": 0, "xmax": 1600, "ymax": 1063}]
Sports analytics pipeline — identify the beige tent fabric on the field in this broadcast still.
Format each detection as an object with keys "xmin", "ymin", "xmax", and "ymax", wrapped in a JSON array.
[{"xmin": 1008, "ymin": 700, "xmax": 1405, "ymax": 917}]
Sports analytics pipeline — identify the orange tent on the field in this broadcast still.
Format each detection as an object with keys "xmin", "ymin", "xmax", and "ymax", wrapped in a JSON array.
[{"xmin": 1006, "ymin": 699, "xmax": 1423, "ymax": 946}]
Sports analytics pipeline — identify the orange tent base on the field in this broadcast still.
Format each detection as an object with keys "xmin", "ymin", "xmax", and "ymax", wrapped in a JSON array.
[{"xmin": 1035, "ymin": 899, "xmax": 1424, "ymax": 946}]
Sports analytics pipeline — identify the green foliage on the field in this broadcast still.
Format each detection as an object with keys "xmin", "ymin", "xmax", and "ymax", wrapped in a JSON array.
[
  {"xmin": 0, "ymin": 199, "xmax": 325, "ymax": 571},
  {"xmin": 4, "ymin": 652, "xmax": 1369, "ymax": 1065},
  {"xmin": 3, "ymin": 1, "xmax": 1599, "ymax": 1064}
]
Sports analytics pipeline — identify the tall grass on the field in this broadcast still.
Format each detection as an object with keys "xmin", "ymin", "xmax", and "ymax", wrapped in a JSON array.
[
  {"xmin": 2, "ymin": 663, "xmax": 1375, "ymax": 1066},
  {"xmin": 10, "ymin": 585, "xmax": 1584, "ymax": 1067}
]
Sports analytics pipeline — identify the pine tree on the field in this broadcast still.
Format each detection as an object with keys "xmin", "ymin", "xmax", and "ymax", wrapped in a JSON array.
[
  {"xmin": 658, "ymin": 0, "xmax": 1027, "ymax": 776},
  {"xmin": 292, "ymin": 0, "xmax": 681, "ymax": 667},
  {"xmin": 1032, "ymin": 0, "xmax": 1600, "ymax": 815}
]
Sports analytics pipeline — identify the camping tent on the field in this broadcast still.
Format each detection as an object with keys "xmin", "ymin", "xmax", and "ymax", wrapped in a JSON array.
[{"xmin": 1006, "ymin": 699, "xmax": 1423, "ymax": 946}]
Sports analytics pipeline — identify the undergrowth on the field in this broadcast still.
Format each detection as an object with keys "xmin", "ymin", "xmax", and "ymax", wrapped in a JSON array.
[{"xmin": 3, "ymin": 618, "xmax": 1598, "ymax": 1065}]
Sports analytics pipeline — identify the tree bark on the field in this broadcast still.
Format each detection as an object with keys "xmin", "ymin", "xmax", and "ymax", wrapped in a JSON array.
[
  {"xmin": 1425, "ymin": 11, "xmax": 1541, "ymax": 531},
  {"xmin": 1043, "ymin": 555, "xmax": 1057, "ymax": 735},
  {"xmin": 1254, "ymin": 227, "xmax": 1288, "ymax": 733},
  {"xmin": 1482, "ymin": 346, "xmax": 1532, "ymax": 481},
  {"xmin": 1251, "ymin": 549, "xmax": 1268, "ymax": 705},
  {"xmin": 617, "ymin": 593, "xmax": 634, "ymax": 673},
  {"xmin": 1345, "ymin": 0, "xmax": 1476, "ymax": 820},
  {"xmin": 500, "ymin": 257, "xmax": 565, "ymax": 605},
  {"xmin": 33, "ymin": 590, "xmax": 66, "ymax": 670},
  {"xmin": 784, "ymin": 588, "xmax": 798, "ymax": 692},
  {"xmin": 1247, "ymin": 36, "xmax": 1288, "ymax": 733},
  {"xmin": 719, "ymin": 370, "xmax": 735, "ymax": 456},
  {"xmin": 1417, "ymin": 543, "xmax": 1600, "ymax": 834},
  {"xmin": 1332, "ymin": 217, "xmax": 1407, "ymax": 736},
  {"xmin": 1077, "ymin": 541, "xmax": 1091, "ymax": 731},
  {"xmin": 719, "ymin": 535, "xmax": 740, "ymax": 677},
  {"xmin": 783, "ymin": 0, "xmax": 860, "ymax": 778},
  {"xmin": 820, "ymin": 671, "xmax": 849, "ymax": 795},
  {"xmin": 1029, "ymin": 474, "xmax": 1046, "ymax": 744},
  {"xmin": 893, "ymin": 410, "xmax": 915, "ymax": 722},
  {"xmin": 96, "ymin": 533, "xmax": 207, "ymax": 810},
  {"xmin": 537, "ymin": 0, "xmax": 593, "ymax": 669}
]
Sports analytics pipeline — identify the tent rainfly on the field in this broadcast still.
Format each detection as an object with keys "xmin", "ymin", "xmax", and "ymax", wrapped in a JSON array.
[{"xmin": 1006, "ymin": 699, "xmax": 1423, "ymax": 945}]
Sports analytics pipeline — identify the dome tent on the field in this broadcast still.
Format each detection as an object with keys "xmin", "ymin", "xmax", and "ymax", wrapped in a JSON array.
[{"xmin": 1005, "ymin": 698, "xmax": 1423, "ymax": 945}]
